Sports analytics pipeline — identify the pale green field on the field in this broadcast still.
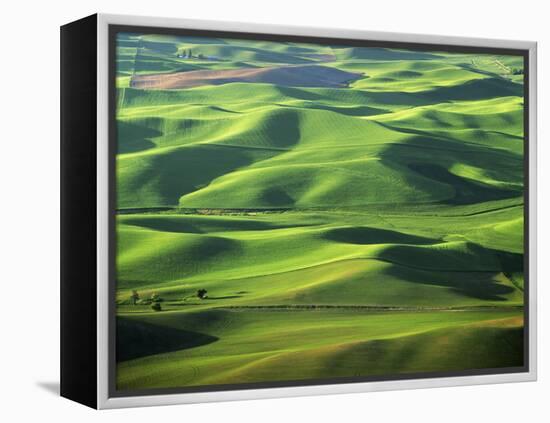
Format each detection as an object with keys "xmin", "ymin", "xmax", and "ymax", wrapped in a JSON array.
[{"xmin": 115, "ymin": 32, "xmax": 525, "ymax": 391}]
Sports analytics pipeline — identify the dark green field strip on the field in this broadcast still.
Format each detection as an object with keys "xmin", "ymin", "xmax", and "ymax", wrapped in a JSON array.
[
  {"xmin": 117, "ymin": 305, "xmax": 523, "ymax": 317},
  {"xmin": 116, "ymin": 208, "xmax": 523, "ymax": 296},
  {"xmin": 116, "ymin": 309, "xmax": 523, "ymax": 389},
  {"xmin": 115, "ymin": 105, "xmax": 522, "ymax": 209},
  {"xmin": 115, "ymin": 200, "xmax": 523, "ymax": 218},
  {"xmin": 116, "ymin": 254, "xmax": 523, "ymax": 311},
  {"xmin": 191, "ymin": 304, "xmax": 523, "ymax": 312}
]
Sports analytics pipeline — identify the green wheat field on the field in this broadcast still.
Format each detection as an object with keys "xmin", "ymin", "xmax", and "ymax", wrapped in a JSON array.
[{"xmin": 114, "ymin": 32, "xmax": 525, "ymax": 391}]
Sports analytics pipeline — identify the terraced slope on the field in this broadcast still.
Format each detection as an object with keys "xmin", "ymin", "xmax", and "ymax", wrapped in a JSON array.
[{"xmin": 114, "ymin": 32, "xmax": 525, "ymax": 391}]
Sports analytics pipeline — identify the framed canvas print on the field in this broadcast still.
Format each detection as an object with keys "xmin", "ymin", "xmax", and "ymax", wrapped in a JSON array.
[{"xmin": 60, "ymin": 13, "xmax": 537, "ymax": 409}]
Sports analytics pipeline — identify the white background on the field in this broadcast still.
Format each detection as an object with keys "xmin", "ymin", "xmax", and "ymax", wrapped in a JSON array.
[{"xmin": 0, "ymin": 0, "xmax": 547, "ymax": 421}]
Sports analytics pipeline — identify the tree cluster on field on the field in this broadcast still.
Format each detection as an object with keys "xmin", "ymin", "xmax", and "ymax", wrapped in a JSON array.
[
  {"xmin": 177, "ymin": 49, "xmax": 206, "ymax": 60},
  {"xmin": 129, "ymin": 290, "xmax": 163, "ymax": 311},
  {"xmin": 129, "ymin": 288, "xmax": 210, "ymax": 311}
]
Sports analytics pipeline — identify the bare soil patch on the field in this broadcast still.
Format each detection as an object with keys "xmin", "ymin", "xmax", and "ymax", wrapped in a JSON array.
[{"xmin": 130, "ymin": 65, "xmax": 362, "ymax": 89}]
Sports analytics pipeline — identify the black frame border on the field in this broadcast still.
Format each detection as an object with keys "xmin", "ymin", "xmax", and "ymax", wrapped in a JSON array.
[
  {"xmin": 107, "ymin": 23, "xmax": 530, "ymax": 399},
  {"xmin": 60, "ymin": 14, "xmax": 98, "ymax": 409}
]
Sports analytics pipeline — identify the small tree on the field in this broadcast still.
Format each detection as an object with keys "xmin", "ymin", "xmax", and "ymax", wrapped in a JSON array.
[
  {"xmin": 151, "ymin": 302, "xmax": 162, "ymax": 312},
  {"xmin": 511, "ymin": 68, "xmax": 524, "ymax": 75},
  {"xmin": 130, "ymin": 290, "xmax": 140, "ymax": 305},
  {"xmin": 198, "ymin": 53, "xmax": 205, "ymax": 59},
  {"xmin": 197, "ymin": 289, "xmax": 208, "ymax": 300}
]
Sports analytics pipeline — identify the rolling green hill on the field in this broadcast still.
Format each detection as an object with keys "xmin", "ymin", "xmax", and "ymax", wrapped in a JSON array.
[{"xmin": 114, "ymin": 31, "xmax": 525, "ymax": 392}]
